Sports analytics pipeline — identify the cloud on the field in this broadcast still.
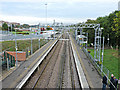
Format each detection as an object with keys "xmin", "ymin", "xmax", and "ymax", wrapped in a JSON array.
[
  {"xmin": 0, "ymin": 15, "xmax": 96, "ymax": 25},
  {"xmin": 0, "ymin": 0, "xmax": 119, "ymax": 3},
  {"xmin": 0, "ymin": 0, "xmax": 118, "ymax": 25}
]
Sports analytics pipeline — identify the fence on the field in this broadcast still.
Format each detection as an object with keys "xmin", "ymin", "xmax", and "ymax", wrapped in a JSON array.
[
  {"xmin": 0, "ymin": 52, "xmax": 15, "ymax": 70},
  {"xmin": 22, "ymin": 39, "xmax": 48, "ymax": 58},
  {"xmin": 72, "ymin": 32, "xmax": 117, "ymax": 89},
  {"xmin": 82, "ymin": 47, "xmax": 117, "ymax": 89},
  {"xmin": 1, "ymin": 39, "xmax": 49, "ymax": 70}
]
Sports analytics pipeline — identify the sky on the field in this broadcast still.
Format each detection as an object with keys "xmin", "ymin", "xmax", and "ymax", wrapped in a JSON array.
[{"xmin": 0, "ymin": 0, "xmax": 119, "ymax": 25}]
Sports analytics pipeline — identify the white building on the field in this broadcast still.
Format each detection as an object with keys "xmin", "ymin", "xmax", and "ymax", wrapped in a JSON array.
[{"xmin": 118, "ymin": 1, "xmax": 120, "ymax": 11}]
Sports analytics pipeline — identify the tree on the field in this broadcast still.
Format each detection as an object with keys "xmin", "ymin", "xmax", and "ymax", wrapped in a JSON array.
[
  {"xmin": 111, "ymin": 11, "xmax": 120, "ymax": 55},
  {"xmin": 15, "ymin": 25, "xmax": 20, "ymax": 28},
  {"xmin": 22, "ymin": 24, "xmax": 30, "ymax": 28},
  {"xmin": 2, "ymin": 23, "xmax": 8, "ymax": 31},
  {"xmin": 112, "ymin": 11, "xmax": 120, "ymax": 38},
  {"xmin": 86, "ymin": 19, "xmax": 97, "ymax": 24}
]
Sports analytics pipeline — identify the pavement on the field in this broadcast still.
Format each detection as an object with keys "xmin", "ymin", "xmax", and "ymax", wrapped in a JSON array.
[
  {"xmin": 70, "ymin": 34, "xmax": 102, "ymax": 89},
  {"xmin": 2, "ymin": 39, "xmax": 56, "ymax": 88}
]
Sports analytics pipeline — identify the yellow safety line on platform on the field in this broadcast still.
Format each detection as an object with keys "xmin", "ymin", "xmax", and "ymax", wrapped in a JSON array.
[
  {"xmin": 70, "ymin": 36, "xmax": 94, "ymax": 88},
  {"xmin": 9, "ymin": 40, "xmax": 57, "ymax": 88}
]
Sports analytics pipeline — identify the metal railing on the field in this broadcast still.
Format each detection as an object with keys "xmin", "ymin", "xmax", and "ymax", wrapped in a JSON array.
[
  {"xmin": 0, "ymin": 52, "xmax": 15, "ymax": 70},
  {"xmin": 82, "ymin": 47, "xmax": 117, "ymax": 90},
  {"xmin": 72, "ymin": 32, "xmax": 117, "ymax": 89}
]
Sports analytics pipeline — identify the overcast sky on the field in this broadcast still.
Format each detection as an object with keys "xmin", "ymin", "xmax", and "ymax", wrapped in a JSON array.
[{"xmin": 0, "ymin": 0, "xmax": 119, "ymax": 25}]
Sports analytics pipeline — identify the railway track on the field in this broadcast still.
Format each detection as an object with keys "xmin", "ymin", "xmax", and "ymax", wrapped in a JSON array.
[{"xmin": 22, "ymin": 33, "xmax": 82, "ymax": 89}]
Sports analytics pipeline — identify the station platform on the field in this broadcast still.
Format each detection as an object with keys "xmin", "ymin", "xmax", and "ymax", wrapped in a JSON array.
[
  {"xmin": 70, "ymin": 34, "xmax": 102, "ymax": 89},
  {"xmin": 2, "ymin": 39, "xmax": 57, "ymax": 88}
]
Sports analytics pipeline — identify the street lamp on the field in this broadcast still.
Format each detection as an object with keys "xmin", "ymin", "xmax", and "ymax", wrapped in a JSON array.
[
  {"xmin": 54, "ymin": 20, "xmax": 55, "ymax": 39},
  {"xmin": 100, "ymin": 27, "xmax": 104, "ymax": 73},
  {"xmin": 11, "ymin": 24, "xmax": 12, "ymax": 32},
  {"xmin": 38, "ymin": 23, "xmax": 41, "ymax": 49},
  {"xmin": 14, "ymin": 27, "xmax": 18, "ymax": 67},
  {"xmin": 45, "ymin": 3, "xmax": 47, "ymax": 26},
  {"xmin": 101, "ymin": 37, "xmax": 104, "ymax": 73}
]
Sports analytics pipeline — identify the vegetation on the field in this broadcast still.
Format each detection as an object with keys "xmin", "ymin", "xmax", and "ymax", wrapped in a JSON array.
[
  {"xmin": 12, "ymin": 31, "xmax": 34, "ymax": 35},
  {"xmin": 2, "ymin": 23, "xmax": 8, "ymax": 30},
  {"xmin": 21, "ymin": 24, "xmax": 30, "ymax": 28},
  {"xmin": 72, "ymin": 10, "xmax": 120, "ymax": 78},
  {"xmin": 88, "ymin": 49, "xmax": 118, "ymax": 78},
  {"xmin": 1, "ymin": 39, "xmax": 47, "ymax": 52},
  {"xmin": 74, "ymin": 11, "xmax": 120, "ymax": 53}
]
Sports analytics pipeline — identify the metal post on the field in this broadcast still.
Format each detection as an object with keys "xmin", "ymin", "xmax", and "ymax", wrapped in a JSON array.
[
  {"xmin": 61, "ymin": 22, "xmax": 62, "ymax": 33},
  {"xmin": 97, "ymin": 28, "xmax": 101, "ymax": 64},
  {"xmin": 107, "ymin": 70, "xmax": 109, "ymax": 83},
  {"xmin": 8, "ymin": 25, "xmax": 9, "ymax": 33},
  {"xmin": 54, "ymin": 20, "xmax": 55, "ymax": 40},
  {"xmin": 80, "ymin": 28, "xmax": 82, "ymax": 35},
  {"xmin": 39, "ymin": 23, "xmax": 41, "ymax": 49},
  {"xmin": 86, "ymin": 32, "xmax": 88, "ymax": 50},
  {"xmin": 39, "ymin": 39, "xmax": 40, "ymax": 49},
  {"xmin": 31, "ymin": 38, "xmax": 33, "ymax": 54},
  {"xmin": 75, "ymin": 28, "xmax": 77, "ymax": 40},
  {"xmin": 7, "ymin": 58, "xmax": 9, "ymax": 71},
  {"xmin": 15, "ymin": 29, "xmax": 18, "ymax": 67},
  {"xmin": 101, "ymin": 37, "xmax": 104, "ymax": 73},
  {"xmin": 94, "ymin": 28, "xmax": 97, "ymax": 62},
  {"xmin": 98, "ymin": 29, "xmax": 100, "ymax": 62},
  {"xmin": 11, "ymin": 24, "xmax": 12, "ymax": 32},
  {"xmin": 28, "ymin": 47, "xmax": 30, "ymax": 56},
  {"xmin": 45, "ymin": 3, "xmax": 47, "ymax": 25}
]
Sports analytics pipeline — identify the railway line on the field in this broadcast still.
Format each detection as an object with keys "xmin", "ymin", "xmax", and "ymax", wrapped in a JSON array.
[{"xmin": 21, "ymin": 33, "xmax": 82, "ymax": 89}]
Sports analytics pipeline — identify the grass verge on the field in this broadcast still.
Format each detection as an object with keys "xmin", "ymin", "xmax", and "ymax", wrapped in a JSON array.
[{"xmin": 88, "ymin": 49, "xmax": 118, "ymax": 79}]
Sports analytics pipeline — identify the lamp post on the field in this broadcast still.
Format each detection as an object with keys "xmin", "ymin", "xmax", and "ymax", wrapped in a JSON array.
[
  {"xmin": 31, "ymin": 37, "xmax": 33, "ymax": 54},
  {"xmin": 54, "ymin": 20, "xmax": 55, "ymax": 39},
  {"xmin": 15, "ymin": 28, "xmax": 18, "ymax": 67},
  {"xmin": 39, "ymin": 23, "xmax": 41, "ymax": 49},
  {"xmin": 101, "ymin": 37, "xmax": 104, "ymax": 73},
  {"xmin": 45, "ymin": 3, "xmax": 47, "ymax": 26},
  {"xmin": 8, "ymin": 25, "xmax": 9, "ymax": 33},
  {"xmin": 100, "ymin": 27, "xmax": 104, "ymax": 73},
  {"xmin": 11, "ymin": 24, "xmax": 12, "ymax": 32}
]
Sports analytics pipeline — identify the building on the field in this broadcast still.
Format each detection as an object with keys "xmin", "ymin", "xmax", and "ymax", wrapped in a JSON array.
[
  {"xmin": 6, "ymin": 51, "xmax": 26, "ymax": 61},
  {"xmin": 10, "ymin": 22, "xmax": 20, "ymax": 27},
  {"xmin": 0, "ymin": 20, "xmax": 20, "ymax": 28},
  {"xmin": 118, "ymin": 1, "xmax": 120, "ymax": 11}
]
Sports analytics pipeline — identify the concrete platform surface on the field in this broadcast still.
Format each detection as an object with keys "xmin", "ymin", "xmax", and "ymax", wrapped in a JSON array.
[
  {"xmin": 2, "ymin": 40, "xmax": 56, "ymax": 88},
  {"xmin": 70, "ymin": 34, "xmax": 102, "ymax": 89}
]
